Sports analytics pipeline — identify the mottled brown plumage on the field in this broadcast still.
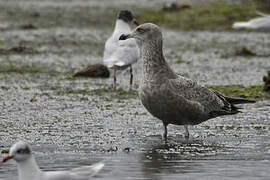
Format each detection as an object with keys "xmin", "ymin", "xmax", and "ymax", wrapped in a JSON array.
[{"xmin": 120, "ymin": 23, "xmax": 255, "ymax": 141}]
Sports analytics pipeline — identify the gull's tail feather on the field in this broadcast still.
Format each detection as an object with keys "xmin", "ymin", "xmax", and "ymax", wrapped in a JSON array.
[
  {"xmin": 232, "ymin": 22, "xmax": 251, "ymax": 29},
  {"xmin": 209, "ymin": 103, "xmax": 242, "ymax": 117},
  {"xmin": 104, "ymin": 58, "xmax": 126, "ymax": 68},
  {"xmin": 89, "ymin": 162, "xmax": 105, "ymax": 176},
  {"xmin": 256, "ymin": 11, "xmax": 270, "ymax": 17},
  {"xmin": 217, "ymin": 96, "xmax": 255, "ymax": 116},
  {"xmin": 225, "ymin": 97, "xmax": 256, "ymax": 105},
  {"xmin": 210, "ymin": 89, "xmax": 255, "ymax": 117},
  {"xmin": 71, "ymin": 162, "xmax": 104, "ymax": 178},
  {"xmin": 114, "ymin": 61, "xmax": 126, "ymax": 67}
]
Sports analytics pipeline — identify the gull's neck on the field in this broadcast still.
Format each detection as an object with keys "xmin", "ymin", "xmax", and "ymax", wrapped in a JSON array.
[
  {"xmin": 113, "ymin": 19, "xmax": 131, "ymax": 34},
  {"xmin": 141, "ymin": 38, "xmax": 176, "ymax": 83},
  {"xmin": 17, "ymin": 156, "xmax": 41, "ymax": 180}
]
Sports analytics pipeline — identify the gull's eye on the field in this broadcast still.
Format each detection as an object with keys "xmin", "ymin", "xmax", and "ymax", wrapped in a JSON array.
[
  {"xmin": 16, "ymin": 148, "xmax": 31, "ymax": 155},
  {"xmin": 137, "ymin": 28, "xmax": 144, "ymax": 33}
]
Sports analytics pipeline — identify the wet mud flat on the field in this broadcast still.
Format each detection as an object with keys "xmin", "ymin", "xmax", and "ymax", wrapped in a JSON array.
[{"xmin": 0, "ymin": 1, "xmax": 270, "ymax": 180}]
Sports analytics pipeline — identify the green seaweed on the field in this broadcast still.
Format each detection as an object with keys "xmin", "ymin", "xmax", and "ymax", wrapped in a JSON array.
[
  {"xmin": 209, "ymin": 85, "xmax": 263, "ymax": 99},
  {"xmin": 1, "ymin": 149, "xmax": 8, "ymax": 154},
  {"xmin": 138, "ymin": 2, "xmax": 264, "ymax": 30},
  {"xmin": 56, "ymin": 87, "xmax": 138, "ymax": 100}
]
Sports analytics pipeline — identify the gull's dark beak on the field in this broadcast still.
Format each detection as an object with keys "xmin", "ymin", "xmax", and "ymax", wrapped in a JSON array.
[
  {"xmin": 2, "ymin": 155, "xmax": 13, "ymax": 163},
  {"xmin": 119, "ymin": 34, "xmax": 129, "ymax": 40}
]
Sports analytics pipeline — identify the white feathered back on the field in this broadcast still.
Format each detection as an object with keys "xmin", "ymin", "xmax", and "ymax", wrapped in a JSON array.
[{"xmin": 103, "ymin": 19, "xmax": 139, "ymax": 69}]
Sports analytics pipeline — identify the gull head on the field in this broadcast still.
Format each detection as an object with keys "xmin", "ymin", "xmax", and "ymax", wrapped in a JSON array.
[
  {"xmin": 118, "ymin": 10, "xmax": 139, "ymax": 26},
  {"xmin": 2, "ymin": 141, "xmax": 32, "ymax": 163},
  {"xmin": 119, "ymin": 23, "xmax": 162, "ymax": 43}
]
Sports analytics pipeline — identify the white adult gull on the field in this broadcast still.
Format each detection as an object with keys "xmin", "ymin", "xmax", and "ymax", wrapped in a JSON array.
[
  {"xmin": 103, "ymin": 10, "xmax": 140, "ymax": 90},
  {"xmin": 2, "ymin": 141, "xmax": 104, "ymax": 180},
  {"xmin": 119, "ymin": 23, "xmax": 255, "ymax": 141},
  {"xmin": 232, "ymin": 11, "xmax": 270, "ymax": 30}
]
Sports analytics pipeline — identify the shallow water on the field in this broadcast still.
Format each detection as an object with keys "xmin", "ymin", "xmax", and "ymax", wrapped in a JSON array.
[{"xmin": 0, "ymin": 1, "xmax": 270, "ymax": 180}]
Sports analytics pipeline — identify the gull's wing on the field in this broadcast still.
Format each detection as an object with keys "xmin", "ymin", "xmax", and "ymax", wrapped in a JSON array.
[
  {"xmin": 103, "ymin": 19, "xmax": 139, "ymax": 68},
  {"xmin": 103, "ymin": 35, "xmax": 118, "ymax": 61},
  {"xmin": 166, "ymin": 77, "xmax": 236, "ymax": 120},
  {"xmin": 42, "ymin": 171, "xmax": 76, "ymax": 180},
  {"xmin": 42, "ymin": 162, "xmax": 104, "ymax": 180},
  {"xmin": 248, "ymin": 16, "xmax": 270, "ymax": 28},
  {"xmin": 104, "ymin": 37, "xmax": 139, "ymax": 68}
]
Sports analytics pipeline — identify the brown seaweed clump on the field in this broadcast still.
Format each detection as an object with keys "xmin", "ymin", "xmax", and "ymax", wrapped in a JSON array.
[
  {"xmin": 263, "ymin": 71, "xmax": 270, "ymax": 92},
  {"xmin": 73, "ymin": 64, "xmax": 110, "ymax": 78},
  {"xmin": 235, "ymin": 47, "xmax": 257, "ymax": 57},
  {"xmin": 162, "ymin": 2, "xmax": 191, "ymax": 12},
  {"xmin": 0, "ymin": 46, "xmax": 36, "ymax": 55},
  {"xmin": 19, "ymin": 23, "xmax": 37, "ymax": 30}
]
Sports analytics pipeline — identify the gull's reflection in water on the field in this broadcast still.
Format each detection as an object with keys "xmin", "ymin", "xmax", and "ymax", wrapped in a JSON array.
[{"xmin": 140, "ymin": 139, "xmax": 220, "ymax": 180}]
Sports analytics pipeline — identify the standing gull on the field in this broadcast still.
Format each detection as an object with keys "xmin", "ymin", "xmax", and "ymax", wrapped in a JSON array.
[
  {"xmin": 2, "ymin": 141, "xmax": 104, "ymax": 180},
  {"xmin": 119, "ymin": 23, "xmax": 255, "ymax": 141},
  {"xmin": 103, "ymin": 10, "xmax": 140, "ymax": 90}
]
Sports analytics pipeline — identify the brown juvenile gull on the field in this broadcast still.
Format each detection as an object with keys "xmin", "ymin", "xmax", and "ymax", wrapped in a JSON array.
[{"xmin": 119, "ymin": 23, "xmax": 255, "ymax": 141}]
